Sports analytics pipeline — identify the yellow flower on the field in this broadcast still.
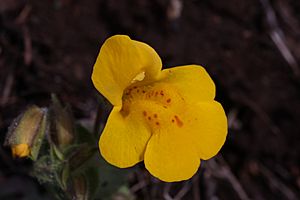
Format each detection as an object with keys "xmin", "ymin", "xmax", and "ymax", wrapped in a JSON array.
[{"xmin": 92, "ymin": 35, "xmax": 227, "ymax": 182}]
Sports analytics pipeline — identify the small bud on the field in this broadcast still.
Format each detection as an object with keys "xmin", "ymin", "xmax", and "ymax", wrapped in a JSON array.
[
  {"xmin": 50, "ymin": 94, "xmax": 75, "ymax": 149},
  {"xmin": 5, "ymin": 105, "xmax": 48, "ymax": 159}
]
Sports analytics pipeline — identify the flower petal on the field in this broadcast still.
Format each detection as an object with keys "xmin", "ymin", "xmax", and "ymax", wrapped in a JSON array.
[
  {"xmin": 187, "ymin": 101, "xmax": 228, "ymax": 160},
  {"xmin": 158, "ymin": 65, "xmax": 216, "ymax": 102},
  {"xmin": 92, "ymin": 35, "xmax": 162, "ymax": 106},
  {"xmin": 144, "ymin": 130, "xmax": 200, "ymax": 182},
  {"xmin": 99, "ymin": 106, "xmax": 152, "ymax": 168},
  {"xmin": 156, "ymin": 65, "xmax": 226, "ymax": 159},
  {"xmin": 143, "ymin": 100, "xmax": 226, "ymax": 181}
]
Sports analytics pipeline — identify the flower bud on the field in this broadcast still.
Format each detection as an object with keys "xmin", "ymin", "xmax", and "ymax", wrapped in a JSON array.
[
  {"xmin": 50, "ymin": 94, "xmax": 75, "ymax": 149},
  {"xmin": 5, "ymin": 105, "xmax": 48, "ymax": 159}
]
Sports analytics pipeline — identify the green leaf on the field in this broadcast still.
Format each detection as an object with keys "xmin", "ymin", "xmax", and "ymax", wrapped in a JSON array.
[{"xmin": 92, "ymin": 154, "xmax": 132, "ymax": 200}]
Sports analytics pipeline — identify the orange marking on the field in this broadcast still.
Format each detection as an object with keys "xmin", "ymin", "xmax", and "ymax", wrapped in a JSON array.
[
  {"xmin": 143, "ymin": 111, "xmax": 147, "ymax": 116},
  {"xmin": 174, "ymin": 115, "xmax": 183, "ymax": 127}
]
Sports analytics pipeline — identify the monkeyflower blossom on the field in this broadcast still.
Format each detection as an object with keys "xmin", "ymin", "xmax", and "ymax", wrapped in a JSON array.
[{"xmin": 92, "ymin": 35, "xmax": 227, "ymax": 182}]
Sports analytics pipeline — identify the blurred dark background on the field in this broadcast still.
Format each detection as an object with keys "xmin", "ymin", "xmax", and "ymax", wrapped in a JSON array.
[{"xmin": 0, "ymin": 0, "xmax": 300, "ymax": 199}]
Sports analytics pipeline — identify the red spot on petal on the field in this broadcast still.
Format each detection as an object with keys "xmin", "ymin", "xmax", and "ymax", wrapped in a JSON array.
[
  {"xmin": 160, "ymin": 91, "xmax": 164, "ymax": 96},
  {"xmin": 142, "ymin": 90, "xmax": 146, "ymax": 93},
  {"xmin": 156, "ymin": 122, "xmax": 160, "ymax": 125},
  {"xmin": 148, "ymin": 116, "xmax": 152, "ymax": 120},
  {"xmin": 143, "ymin": 111, "xmax": 147, "ymax": 116},
  {"xmin": 166, "ymin": 98, "xmax": 171, "ymax": 103},
  {"xmin": 155, "ymin": 91, "xmax": 158, "ymax": 96},
  {"xmin": 174, "ymin": 115, "xmax": 183, "ymax": 127},
  {"xmin": 154, "ymin": 114, "xmax": 158, "ymax": 118}
]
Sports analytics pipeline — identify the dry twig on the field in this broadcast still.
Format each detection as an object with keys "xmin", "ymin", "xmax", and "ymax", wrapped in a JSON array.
[
  {"xmin": 206, "ymin": 157, "xmax": 251, "ymax": 200},
  {"xmin": 131, "ymin": 179, "xmax": 148, "ymax": 194},
  {"xmin": 22, "ymin": 26, "xmax": 32, "ymax": 66},
  {"xmin": 260, "ymin": 0, "xmax": 300, "ymax": 77},
  {"xmin": 192, "ymin": 174, "xmax": 201, "ymax": 200},
  {"xmin": 275, "ymin": 0, "xmax": 300, "ymax": 36},
  {"xmin": 167, "ymin": 0, "xmax": 183, "ymax": 21},
  {"xmin": 174, "ymin": 182, "xmax": 191, "ymax": 200},
  {"xmin": 1, "ymin": 73, "xmax": 14, "ymax": 106},
  {"xmin": 163, "ymin": 183, "xmax": 173, "ymax": 200},
  {"xmin": 135, "ymin": 170, "xmax": 150, "ymax": 200},
  {"xmin": 162, "ymin": 181, "xmax": 192, "ymax": 200},
  {"xmin": 259, "ymin": 164, "xmax": 298, "ymax": 200},
  {"xmin": 15, "ymin": 5, "xmax": 32, "ymax": 25}
]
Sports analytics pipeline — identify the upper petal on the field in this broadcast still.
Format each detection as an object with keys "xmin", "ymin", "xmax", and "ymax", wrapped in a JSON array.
[
  {"xmin": 158, "ymin": 65, "xmax": 216, "ymax": 102},
  {"xmin": 99, "ymin": 106, "xmax": 152, "ymax": 168},
  {"xmin": 92, "ymin": 35, "xmax": 162, "ymax": 106},
  {"xmin": 144, "ymin": 129, "xmax": 200, "ymax": 182}
]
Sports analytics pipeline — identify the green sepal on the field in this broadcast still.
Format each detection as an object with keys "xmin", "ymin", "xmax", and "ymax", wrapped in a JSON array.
[
  {"xmin": 30, "ymin": 108, "xmax": 49, "ymax": 161},
  {"xmin": 50, "ymin": 94, "xmax": 75, "ymax": 149}
]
